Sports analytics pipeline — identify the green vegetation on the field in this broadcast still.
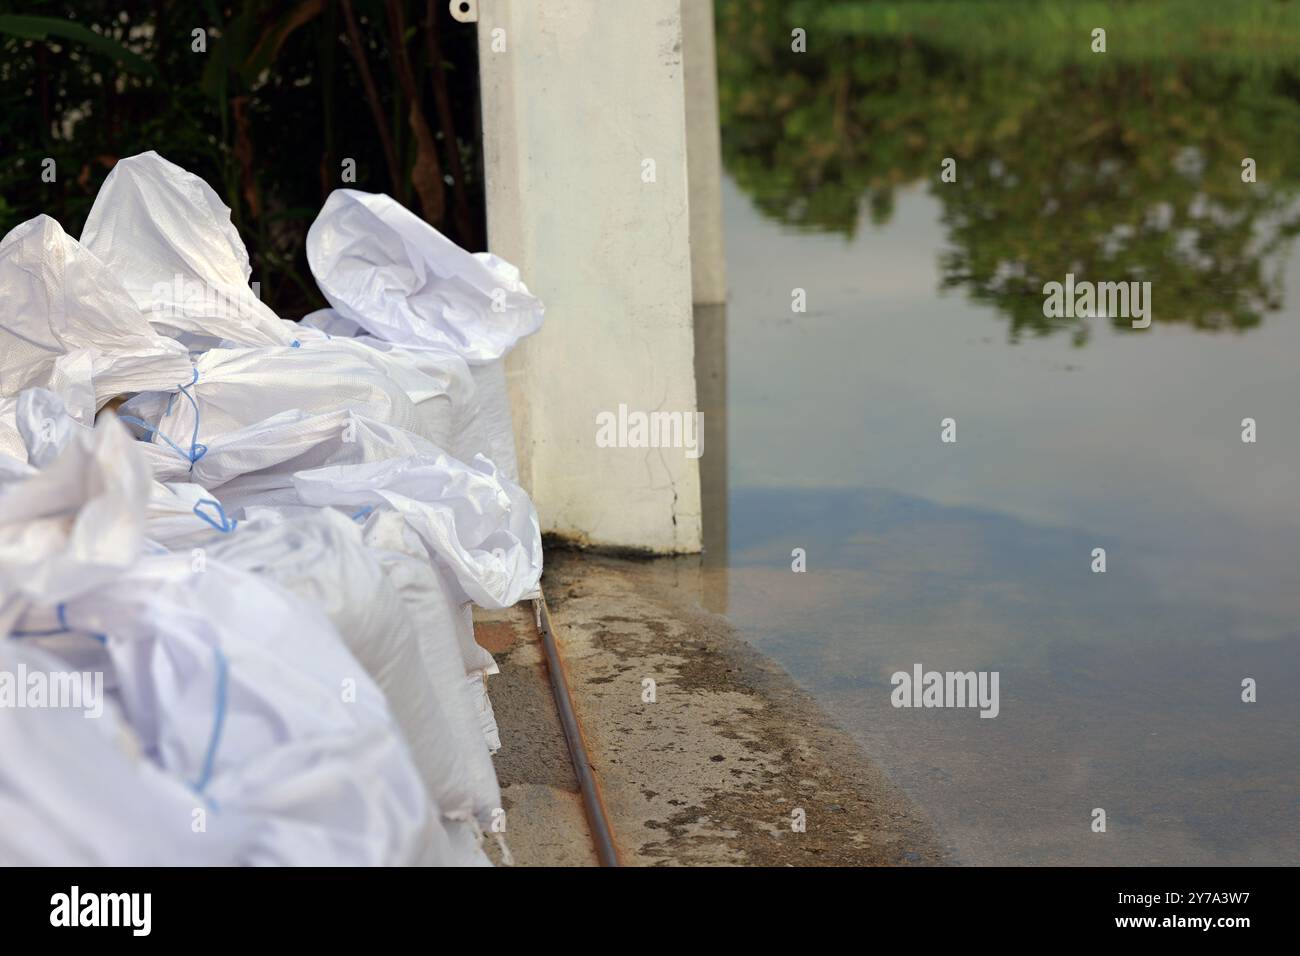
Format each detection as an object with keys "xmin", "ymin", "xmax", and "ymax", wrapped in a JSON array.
[
  {"xmin": 0, "ymin": 1, "xmax": 484, "ymax": 318},
  {"xmin": 795, "ymin": 0, "xmax": 1300, "ymax": 68},
  {"xmin": 717, "ymin": 0, "xmax": 1300, "ymax": 342}
]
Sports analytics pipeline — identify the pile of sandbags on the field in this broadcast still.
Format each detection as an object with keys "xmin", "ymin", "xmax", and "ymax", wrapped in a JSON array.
[{"xmin": 0, "ymin": 151, "xmax": 544, "ymax": 866}]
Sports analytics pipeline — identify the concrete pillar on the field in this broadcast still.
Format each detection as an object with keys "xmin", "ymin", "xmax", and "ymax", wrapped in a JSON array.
[
  {"xmin": 475, "ymin": 0, "xmax": 703, "ymax": 553},
  {"xmin": 681, "ymin": 0, "xmax": 729, "ymax": 600},
  {"xmin": 694, "ymin": 302, "xmax": 729, "ymax": 613},
  {"xmin": 682, "ymin": 0, "xmax": 728, "ymax": 306}
]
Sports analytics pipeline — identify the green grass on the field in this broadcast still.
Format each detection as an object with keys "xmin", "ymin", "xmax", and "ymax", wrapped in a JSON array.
[{"xmin": 791, "ymin": 0, "xmax": 1300, "ymax": 67}]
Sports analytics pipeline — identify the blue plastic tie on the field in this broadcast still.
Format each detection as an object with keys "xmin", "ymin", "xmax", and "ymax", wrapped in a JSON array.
[
  {"xmin": 10, "ymin": 603, "xmax": 107, "ymax": 643},
  {"xmin": 193, "ymin": 498, "xmax": 237, "ymax": 533},
  {"xmin": 119, "ymin": 367, "xmax": 207, "ymax": 470},
  {"xmin": 193, "ymin": 646, "xmax": 229, "ymax": 793},
  {"xmin": 9, "ymin": 624, "xmax": 64, "ymax": 638}
]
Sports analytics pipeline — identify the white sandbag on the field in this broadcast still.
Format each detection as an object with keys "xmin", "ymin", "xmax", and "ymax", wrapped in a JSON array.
[
  {"xmin": 300, "ymin": 308, "xmax": 518, "ymax": 481},
  {"xmin": 136, "ymin": 407, "xmax": 429, "ymax": 503},
  {"xmin": 465, "ymin": 360, "xmax": 518, "ymax": 481},
  {"xmin": 306, "ymin": 189, "xmax": 544, "ymax": 363},
  {"xmin": 336, "ymin": 336, "xmax": 497, "ymax": 474},
  {"xmin": 119, "ymin": 344, "xmax": 423, "ymax": 452},
  {"xmin": 219, "ymin": 502, "xmax": 502, "ymax": 750},
  {"xmin": 81, "ymin": 151, "xmax": 297, "ymax": 349},
  {"xmin": 30, "ymin": 547, "xmax": 469, "ymax": 865},
  {"xmin": 372, "ymin": 550, "xmax": 503, "ymax": 756},
  {"xmin": 288, "ymin": 448, "xmax": 542, "ymax": 718},
  {"xmin": 334, "ymin": 337, "xmax": 515, "ymax": 483},
  {"xmin": 12, "ymin": 554, "xmax": 480, "ymax": 868},
  {"xmin": 0, "ymin": 411, "xmax": 476, "ymax": 865},
  {"xmin": 326, "ymin": 336, "xmax": 475, "ymax": 447},
  {"xmin": 292, "ymin": 450, "xmax": 543, "ymax": 611},
  {"xmin": 0, "ymin": 388, "xmax": 81, "ymax": 504},
  {"xmin": 193, "ymin": 434, "xmax": 541, "ymax": 683},
  {"xmin": 0, "ymin": 389, "xmax": 229, "ymax": 552},
  {"xmin": 0, "ymin": 353, "xmax": 98, "ymax": 462},
  {"xmin": 0, "ymin": 636, "xmax": 479, "ymax": 866},
  {"xmin": 0, "ymin": 215, "xmax": 192, "ymax": 404},
  {"xmin": 119, "ymin": 339, "xmax": 471, "ymax": 467},
  {"xmin": 359, "ymin": 508, "xmax": 497, "ymax": 693},
  {"xmin": 144, "ymin": 480, "xmax": 238, "ymax": 550},
  {"xmin": 465, "ymin": 667, "xmax": 502, "ymax": 753},
  {"xmin": 205, "ymin": 508, "xmax": 502, "ymax": 825},
  {"xmin": 0, "ymin": 639, "xmax": 252, "ymax": 865},
  {"xmin": 128, "ymin": 405, "xmax": 535, "ymax": 621},
  {"xmin": 0, "ymin": 411, "xmax": 150, "ymax": 634},
  {"xmin": 127, "ymin": 567, "xmax": 420, "ymax": 854}
]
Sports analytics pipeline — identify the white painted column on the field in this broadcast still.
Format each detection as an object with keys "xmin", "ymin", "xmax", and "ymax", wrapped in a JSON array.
[
  {"xmin": 475, "ymin": 0, "xmax": 703, "ymax": 553},
  {"xmin": 682, "ymin": 0, "xmax": 728, "ymax": 305}
]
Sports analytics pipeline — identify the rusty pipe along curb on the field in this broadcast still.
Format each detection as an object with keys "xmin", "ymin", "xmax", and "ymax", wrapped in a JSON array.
[{"xmin": 532, "ymin": 593, "xmax": 622, "ymax": 867}]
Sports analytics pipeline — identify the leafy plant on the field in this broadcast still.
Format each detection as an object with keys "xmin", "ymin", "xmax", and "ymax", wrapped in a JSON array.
[{"xmin": 0, "ymin": 0, "xmax": 484, "ymax": 318}]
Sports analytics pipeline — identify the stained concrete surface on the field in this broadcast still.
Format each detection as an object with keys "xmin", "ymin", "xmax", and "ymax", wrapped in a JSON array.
[
  {"xmin": 479, "ymin": 550, "xmax": 947, "ymax": 866},
  {"xmin": 474, "ymin": 603, "xmax": 598, "ymax": 867}
]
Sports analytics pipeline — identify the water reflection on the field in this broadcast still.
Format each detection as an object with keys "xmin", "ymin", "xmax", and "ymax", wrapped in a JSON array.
[
  {"xmin": 720, "ymin": 486, "xmax": 1300, "ymax": 864},
  {"xmin": 678, "ymin": 6, "xmax": 1300, "ymax": 864},
  {"xmin": 716, "ymin": 1, "xmax": 1300, "ymax": 342},
  {"xmin": 694, "ymin": 302, "xmax": 730, "ymax": 615}
]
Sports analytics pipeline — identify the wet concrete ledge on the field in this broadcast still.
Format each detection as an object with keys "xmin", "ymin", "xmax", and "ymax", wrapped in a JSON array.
[
  {"xmin": 480, "ymin": 549, "xmax": 947, "ymax": 866},
  {"xmin": 474, "ymin": 602, "xmax": 598, "ymax": 867}
]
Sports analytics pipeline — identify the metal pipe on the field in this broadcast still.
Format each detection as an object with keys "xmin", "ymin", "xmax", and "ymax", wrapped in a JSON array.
[{"xmin": 532, "ymin": 594, "xmax": 622, "ymax": 867}]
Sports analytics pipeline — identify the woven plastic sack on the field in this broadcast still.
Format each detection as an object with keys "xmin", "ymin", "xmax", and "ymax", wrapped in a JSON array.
[
  {"xmin": 306, "ymin": 189, "xmax": 543, "ymax": 363},
  {"xmin": 81, "ymin": 151, "xmax": 296, "ymax": 349},
  {"xmin": 0, "ymin": 215, "xmax": 191, "ymax": 405}
]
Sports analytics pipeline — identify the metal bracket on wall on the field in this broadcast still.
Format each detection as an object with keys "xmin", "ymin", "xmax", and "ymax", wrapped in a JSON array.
[{"xmin": 449, "ymin": 0, "xmax": 479, "ymax": 23}]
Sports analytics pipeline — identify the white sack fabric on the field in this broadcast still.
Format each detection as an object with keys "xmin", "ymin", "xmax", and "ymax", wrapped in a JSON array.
[
  {"xmin": 0, "ymin": 639, "xmax": 252, "ymax": 866},
  {"xmin": 359, "ymin": 509, "xmax": 501, "ymax": 734},
  {"xmin": 0, "ymin": 411, "xmax": 482, "ymax": 866},
  {"xmin": 298, "ymin": 309, "xmax": 517, "ymax": 479},
  {"xmin": 81, "ymin": 151, "xmax": 296, "ymax": 349},
  {"xmin": 132, "ymin": 407, "xmax": 428, "ymax": 492},
  {"xmin": 123, "ymin": 399, "xmax": 543, "ymax": 654},
  {"xmin": 118, "ymin": 344, "xmax": 427, "ymax": 455},
  {"xmin": 465, "ymin": 360, "xmax": 519, "ymax": 481},
  {"xmin": 292, "ymin": 450, "xmax": 543, "ymax": 611},
  {"xmin": 306, "ymin": 189, "xmax": 544, "ymax": 363},
  {"xmin": 2, "ymin": 152, "xmax": 546, "ymax": 867},
  {"xmin": 60, "ymin": 554, "xmax": 456, "ymax": 866},
  {"xmin": 205, "ymin": 508, "xmax": 502, "ymax": 826},
  {"xmin": 0, "ymin": 215, "xmax": 191, "ymax": 405},
  {"xmin": 0, "ymin": 410, "xmax": 150, "ymax": 634},
  {"xmin": 118, "ymin": 339, "xmax": 474, "ymax": 468}
]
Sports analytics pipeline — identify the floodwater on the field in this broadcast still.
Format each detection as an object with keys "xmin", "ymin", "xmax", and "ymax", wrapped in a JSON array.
[{"xmin": 679, "ymin": 36, "xmax": 1300, "ymax": 865}]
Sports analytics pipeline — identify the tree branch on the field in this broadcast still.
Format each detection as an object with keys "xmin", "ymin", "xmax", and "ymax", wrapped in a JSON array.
[
  {"xmin": 387, "ymin": 0, "xmax": 445, "ymax": 225},
  {"xmin": 340, "ymin": 0, "xmax": 403, "ymax": 196}
]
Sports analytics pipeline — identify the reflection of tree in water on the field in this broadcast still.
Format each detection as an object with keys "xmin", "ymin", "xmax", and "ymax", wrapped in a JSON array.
[{"xmin": 716, "ymin": 0, "xmax": 1300, "ymax": 341}]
